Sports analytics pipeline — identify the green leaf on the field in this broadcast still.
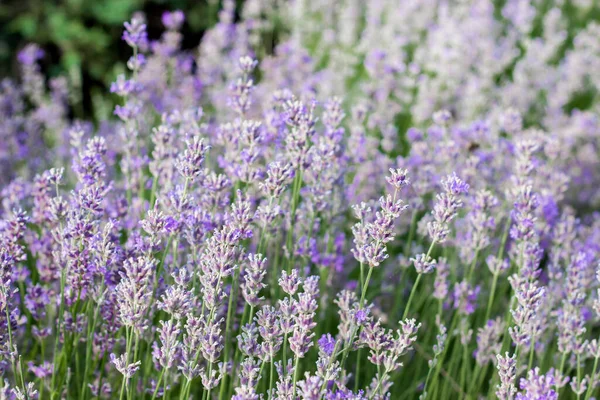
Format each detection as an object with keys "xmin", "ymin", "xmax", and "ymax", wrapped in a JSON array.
[
  {"xmin": 8, "ymin": 15, "xmax": 38, "ymax": 38},
  {"xmin": 91, "ymin": 0, "xmax": 141, "ymax": 25}
]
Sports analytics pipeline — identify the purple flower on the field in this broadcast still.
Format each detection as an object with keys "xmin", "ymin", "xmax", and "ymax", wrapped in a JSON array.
[
  {"xmin": 24, "ymin": 284, "xmax": 51, "ymax": 320},
  {"xmin": 162, "ymin": 10, "xmax": 185, "ymax": 30},
  {"xmin": 239, "ymin": 56, "xmax": 258, "ymax": 74},
  {"xmin": 17, "ymin": 44, "xmax": 44, "ymax": 66},
  {"xmin": 110, "ymin": 75, "xmax": 135, "ymax": 97},
  {"xmin": 453, "ymin": 281, "xmax": 481, "ymax": 315},
  {"xmin": 279, "ymin": 269, "xmax": 301, "ymax": 296},
  {"xmin": 428, "ymin": 173, "xmax": 469, "ymax": 243},
  {"xmin": 152, "ymin": 319, "xmax": 181, "ymax": 370},
  {"xmin": 115, "ymin": 256, "xmax": 156, "ymax": 334},
  {"xmin": 318, "ymin": 334, "xmax": 336, "ymax": 356},
  {"xmin": 411, "ymin": 253, "xmax": 437, "ymax": 274},
  {"xmin": 386, "ymin": 168, "xmax": 410, "ymax": 191},
  {"xmin": 475, "ymin": 318, "xmax": 504, "ymax": 366},
  {"xmin": 122, "ymin": 15, "xmax": 147, "ymax": 48},
  {"xmin": 516, "ymin": 368, "xmax": 558, "ymax": 400},
  {"xmin": 496, "ymin": 353, "xmax": 517, "ymax": 400},
  {"xmin": 28, "ymin": 361, "xmax": 52, "ymax": 379},
  {"xmin": 175, "ymin": 136, "xmax": 210, "ymax": 182},
  {"xmin": 110, "ymin": 353, "xmax": 141, "ymax": 380},
  {"xmin": 260, "ymin": 162, "xmax": 294, "ymax": 198},
  {"xmin": 241, "ymin": 253, "xmax": 267, "ymax": 307}
]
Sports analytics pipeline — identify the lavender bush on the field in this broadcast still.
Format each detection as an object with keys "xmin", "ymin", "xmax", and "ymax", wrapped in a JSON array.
[{"xmin": 2, "ymin": 1, "xmax": 600, "ymax": 399}]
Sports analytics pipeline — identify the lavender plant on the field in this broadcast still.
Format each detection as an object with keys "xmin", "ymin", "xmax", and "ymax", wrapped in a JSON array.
[{"xmin": 2, "ymin": 1, "xmax": 600, "ymax": 399}]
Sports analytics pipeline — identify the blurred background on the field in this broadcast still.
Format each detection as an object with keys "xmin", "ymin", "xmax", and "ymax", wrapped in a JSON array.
[
  {"xmin": 2, "ymin": 0, "xmax": 599, "ymax": 123},
  {"xmin": 0, "ymin": 0, "xmax": 236, "ymax": 118}
]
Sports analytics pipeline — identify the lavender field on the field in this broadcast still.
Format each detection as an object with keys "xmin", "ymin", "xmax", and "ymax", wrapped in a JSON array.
[{"xmin": 1, "ymin": 1, "xmax": 600, "ymax": 399}]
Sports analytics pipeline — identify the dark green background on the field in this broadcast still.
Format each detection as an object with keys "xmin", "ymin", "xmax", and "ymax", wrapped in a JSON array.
[{"xmin": 0, "ymin": 0, "xmax": 230, "ymax": 118}]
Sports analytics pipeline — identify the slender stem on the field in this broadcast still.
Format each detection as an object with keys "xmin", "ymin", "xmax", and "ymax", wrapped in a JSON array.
[
  {"xmin": 359, "ymin": 266, "xmax": 374, "ymax": 306},
  {"xmin": 164, "ymin": 372, "xmax": 169, "ymax": 400},
  {"xmin": 268, "ymin": 359, "xmax": 275, "ymax": 398},
  {"xmin": 359, "ymin": 262, "xmax": 365, "ymax": 296},
  {"xmin": 119, "ymin": 376, "xmax": 127, "ymax": 400},
  {"xmin": 370, "ymin": 365, "xmax": 388, "ymax": 400},
  {"xmin": 338, "ymin": 264, "xmax": 376, "ymax": 384},
  {"xmin": 39, "ymin": 340, "xmax": 46, "ymax": 399},
  {"xmin": 282, "ymin": 332, "xmax": 288, "ymax": 367},
  {"xmin": 151, "ymin": 369, "xmax": 166, "ymax": 400},
  {"xmin": 286, "ymin": 169, "xmax": 303, "ymax": 273},
  {"xmin": 559, "ymin": 352, "xmax": 567, "ymax": 378},
  {"xmin": 421, "ymin": 357, "xmax": 436, "ymax": 399},
  {"xmin": 219, "ymin": 265, "xmax": 241, "ymax": 399},
  {"xmin": 483, "ymin": 272, "xmax": 499, "ymax": 323},
  {"xmin": 527, "ymin": 340, "xmax": 535, "ymax": 371},
  {"xmin": 466, "ymin": 249, "xmax": 479, "ymax": 282},
  {"xmin": 584, "ymin": 354, "xmax": 599, "ymax": 400},
  {"xmin": 577, "ymin": 352, "xmax": 582, "ymax": 400},
  {"xmin": 81, "ymin": 286, "xmax": 105, "ymax": 399},
  {"xmin": 402, "ymin": 273, "xmax": 423, "ymax": 320},
  {"xmin": 180, "ymin": 379, "xmax": 190, "ymax": 400},
  {"xmin": 3, "ymin": 288, "xmax": 27, "ymax": 397},
  {"xmin": 428, "ymin": 315, "xmax": 460, "ymax": 396},
  {"xmin": 482, "ymin": 216, "xmax": 511, "ymax": 324},
  {"xmin": 119, "ymin": 327, "xmax": 133, "ymax": 400},
  {"xmin": 256, "ymin": 361, "xmax": 266, "ymax": 394},
  {"xmin": 51, "ymin": 269, "xmax": 67, "ymax": 394},
  {"xmin": 404, "ymin": 210, "xmax": 418, "ymax": 255},
  {"xmin": 468, "ymin": 360, "xmax": 482, "ymax": 397},
  {"xmin": 149, "ymin": 175, "xmax": 158, "ymax": 208},
  {"xmin": 460, "ymin": 343, "xmax": 469, "ymax": 393},
  {"xmin": 206, "ymin": 362, "xmax": 214, "ymax": 400},
  {"xmin": 354, "ymin": 348, "xmax": 362, "ymax": 392},
  {"xmin": 129, "ymin": 333, "xmax": 140, "ymax": 400},
  {"xmin": 405, "ymin": 239, "xmax": 436, "ymax": 320},
  {"xmin": 291, "ymin": 356, "xmax": 300, "ymax": 398}
]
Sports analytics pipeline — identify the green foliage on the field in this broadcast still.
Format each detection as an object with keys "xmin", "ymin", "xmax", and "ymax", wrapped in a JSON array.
[{"xmin": 0, "ymin": 0, "xmax": 219, "ymax": 118}]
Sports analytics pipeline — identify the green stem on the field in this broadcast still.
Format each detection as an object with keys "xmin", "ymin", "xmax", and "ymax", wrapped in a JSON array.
[
  {"xmin": 482, "ymin": 216, "xmax": 511, "ymax": 324},
  {"xmin": 577, "ymin": 352, "xmax": 582, "ymax": 400},
  {"xmin": 291, "ymin": 356, "xmax": 300, "ymax": 398},
  {"xmin": 483, "ymin": 272, "xmax": 499, "ymax": 323},
  {"xmin": 461, "ymin": 343, "xmax": 469, "ymax": 394},
  {"xmin": 129, "ymin": 333, "xmax": 140, "ymax": 400},
  {"xmin": 286, "ymin": 169, "xmax": 303, "ymax": 273},
  {"xmin": 219, "ymin": 265, "xmax": 241, "ymax": 399},
  {"xmin": 527, "ymin": 340, "xmax": 535, "ymax": 371},
  {"xmin": 359, "ymin": 262, "xmax": 365, "ymax": 298},
  {"xmin": 206, "ymin": 362, "xmax": 213, "ymax": 400},
  {"xmin": 149, "ymin": 175, "xmax": 158, "ymax": 208},
  {"xmin": 119, "ymin": 327, "xmax": 133, "ymax": 400},
  {"xmin": 584, "ymin": 355, "xmax": 599, "ymax": 400},
  {"xmin": 118, "ymin": 376, "xmax": 127, "ymax": 400},
  {"xmin": 402, "ymin": 273, "xmax": 423, "ymax": 320},
  {"xmin": 404, "ymin": 239, "xmax": 435, "ymax": 321},
  {"xmin": 80, "ymin": 285, "xmax": 105, "ymax": 400},
  {"xmin": 359, "ymin": 267, "xmax": 374, "ymax": 306},
  {"xmin": 354, "ymin": 348, "xmax": 362, "ymax": 392},
  {"xmin": 180, "ymin": 379, "xmax": 191, "ymax": 400},
  {"xmin": 428, "ymin": 315, "xmax": 459, "ymax": 396},
  {"xmin": 282, "ymin": 332, "xmax": 288, "ymax": 366},
  {"xmin": 268, "ymin": 359, "xmax": 275, "ymax": 398},
  {"xmin": 51, "ymin": 269, "xmax": 67, "ymax": 395},
  {"xmin": 404, "ymin": 210, "xmax": 418, "ymax": 255},
  {"xmin": 466, "ymin": 249, "xmax": 479, "ymax": 282},
  {"xmin": 338, "ymin": 265, "xmax": 375, "ymax": 382},
  {"xmin": 151, "ymin": 369, "xmax": 166, "ymax": 400}
]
